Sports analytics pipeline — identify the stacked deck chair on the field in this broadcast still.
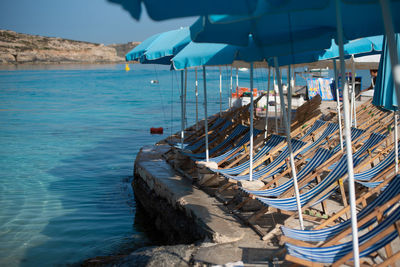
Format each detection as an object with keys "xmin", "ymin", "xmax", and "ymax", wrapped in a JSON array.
[
  {"xmin": 285, "ymin": 190, "xmax": 400, "ymax": 266},
  {"xmin": 182, "ymin": 124, "xmax": 249, "ymax": 160},
  {"xmin": 181, "ymin": 119, "xmax": 233, "ymax": 151},
  {"xmin": 207, "ymin": 128, "xmax": 262, "ymax": 164},
  {"xmin": 166, "ymin": 115, "xmax": 223, "ymax": 146}
]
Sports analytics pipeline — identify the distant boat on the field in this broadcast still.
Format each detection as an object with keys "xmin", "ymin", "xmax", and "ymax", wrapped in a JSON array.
[
  {"xmin": 150, "ymin": 80, "xmax": 159, "ymax": 84},
  {"xmin": 238, "ymin": 68, "xmax": 248, "ymax": 72}
]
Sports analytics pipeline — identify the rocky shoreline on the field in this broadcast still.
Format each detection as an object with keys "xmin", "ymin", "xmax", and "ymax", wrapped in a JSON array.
[{"xmin": 0, "ymin": 30, "xmax": 138, "ymax": 64}]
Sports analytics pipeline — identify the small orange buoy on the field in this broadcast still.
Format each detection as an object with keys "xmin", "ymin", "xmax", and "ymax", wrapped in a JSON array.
[{"xmin": 150, "ymin": 127, "xmax": 163, "ymax": 134}]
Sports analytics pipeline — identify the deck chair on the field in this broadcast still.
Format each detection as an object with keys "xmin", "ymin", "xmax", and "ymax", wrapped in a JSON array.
[
  {"xmin": 280, "ymin": 174, "xmax": 400, "ymax": 243},
  {"xmin": 254, "ymin": 133, "xmax": 387, "ymax": 211},
  {"xmin": 182, "ymin": 124, "xmax": 249, "ymax": 160},
  {"xmin": 210, "ymin": 134, "xmax": 287, "ymax": 175},
  {"xmin": 208, "ymin": 128, "xmax": 262, "ymax": 164},
  {"xmin": 285, "ymin": 195, "xmax": 400, "ymax": 266}
]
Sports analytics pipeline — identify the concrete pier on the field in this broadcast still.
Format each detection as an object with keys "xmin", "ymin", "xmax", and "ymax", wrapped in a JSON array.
[{"xmin": 133, "ymin": 144, "xmax": 281, "ymax": 266}]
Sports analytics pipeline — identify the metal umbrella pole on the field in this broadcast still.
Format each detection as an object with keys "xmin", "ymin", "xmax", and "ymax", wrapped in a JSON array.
[
  {"xmin": 335, "ymin": 0, "xmax": 360, "ymax": 265},
  {"xmin": 288, "ymin": 65, "xmax": 293, "ymax": 124},
  {"xmin": 351, "ymin": 55, "xmax": 357, "ymax": 127},
  {"xmin": 273, "ymin": 69, "xmax": 279, "ymax": 133},
  {"xmin": 184, "ymin": 68, "xmax": 188, "ymax": 129},
  {"xmin": 265, "ymin": 67, "xmax": 271, "ymax": 139},
  {"xmin": 333, "ymin": 59, "xmax": 344, "ymax": 151},
  {"xmin": 195, "ymin": 67, "xmax": 199, "ymax": 131},
  {"xmin": 249, "ymin": 63, "xmax": 254, "ymax": 181},
  {"xmin": 219, "ymin": 66, "xmax": 222, "ymax": 116},
  {"xmin": 395, "ymin": 111, "xmax": 399, "ymax": 173},
  {"xmin": 274, "ymin": 57, "xmax": 304, "ymax": 230},
  {"xmin": 230, "ymin": 66, "xmax": 233, "ymax": 108},
  {"xmin": 203, "ymin": 66, "xmax": 209, "ymax": 162},
  {"xmin": 180, "ymin": 70, "xmax": 185, "ymax": 149}
]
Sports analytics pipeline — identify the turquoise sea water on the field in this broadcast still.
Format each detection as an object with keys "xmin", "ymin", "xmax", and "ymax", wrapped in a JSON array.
[{"xmin": 0, "ymin": 64, "xmax": 245, "ymax": 266}]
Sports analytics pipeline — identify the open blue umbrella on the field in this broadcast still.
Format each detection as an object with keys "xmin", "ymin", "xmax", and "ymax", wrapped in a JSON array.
[
  {"xmin": 269, "ymin": 36, "xmax": 383, "ymax": 67},
  {"xmin": 141, "ymin": 27, "xmax": 191, "ymax": 64},
  {"xmin": 125, "ymin": 32, "xmax": 161, "ymax": 61},
  {"xmin": 191, "ymin": 1, "xmax": 400, "ymax": 49},
  {"xmin": 107, "ymin": 0, "xmax": 329, "ymax": 21}
]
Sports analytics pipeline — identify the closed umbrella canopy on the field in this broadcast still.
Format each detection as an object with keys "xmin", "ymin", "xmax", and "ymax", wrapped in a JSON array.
[
  {"xmin": 125, "ymin": 32, "xmax": 161, "ymax": 61},
  {"xmin": 373, "ymin": 34, "xmax": 399, "ymax": 111},
  {"xmin": 107, "ymin": 0, "xmax": 329, "ymax": 21}
]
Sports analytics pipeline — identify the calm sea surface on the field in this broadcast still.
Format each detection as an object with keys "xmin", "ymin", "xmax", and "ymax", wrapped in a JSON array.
[{"xmin": 0, "ymin": 64, "xmax": 247, "ymax": 266}]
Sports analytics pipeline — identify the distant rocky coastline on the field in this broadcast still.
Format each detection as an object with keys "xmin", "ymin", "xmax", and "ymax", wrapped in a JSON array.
[{"xmin": 0, "ymin": 30, "xmax": 139, "ymax": 64}]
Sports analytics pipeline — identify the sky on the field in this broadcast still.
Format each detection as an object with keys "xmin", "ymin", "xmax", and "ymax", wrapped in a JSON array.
[{"xmin": 0, "ymin": 0, "xmax": 196, "ymax": 44}]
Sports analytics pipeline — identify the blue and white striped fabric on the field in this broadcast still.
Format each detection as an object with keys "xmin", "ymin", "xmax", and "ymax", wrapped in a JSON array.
[
  {"xmin": 255, "ymin": 133, "xmax": 386, "ymax": 211},
  {"xmin": 234, "ymin": 123, "xmax": 337, "ymax": 183},
  {"xmin": 184, "ymin": 120, "xmax": 233, "ymax": 151},
  {"xmin": 209, "ymin": 128, "xmax": 262, "ymax": 163},
  {"xmin": 298, "ymin": 120, "xmax": 327, "ymax": 141},
  {"xmin": 183, "ymin": 124, "xmax": 248, "ymax": 159},
  {"xmin": 298, "ymin": 122, "xmax": 339, "ymax": 155},
  {"xmin": 223, "ymin": 139, "xmax": 307, "ymax": 181},
  {"xmin": 242, "ymin": 148, "xmax": 334, "ymax": 197},
  {"xmin": 211, "ymin": 134, "xmax": 286, "ymax": 175},
  {"xmin": 285, "ymin": 202, "xmax": 400, "ymax": 264},
  {"xmin": 330, "ymin": 127, "xmax": 366, "ymax": 154},
  {"xmin": 281, "ymin": 175, "xmax": 400, "ymax": 242}
]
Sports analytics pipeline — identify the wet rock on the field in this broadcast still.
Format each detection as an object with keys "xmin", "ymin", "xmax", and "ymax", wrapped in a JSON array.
[{"xmin": 83, "ymin": 244, "xmax": 196, "ymax": 267}]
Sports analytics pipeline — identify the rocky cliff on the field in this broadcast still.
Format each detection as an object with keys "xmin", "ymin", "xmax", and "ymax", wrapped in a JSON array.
[{"xmin": 0, "ymin": 30, "xmax": 137, "ymax": 64}]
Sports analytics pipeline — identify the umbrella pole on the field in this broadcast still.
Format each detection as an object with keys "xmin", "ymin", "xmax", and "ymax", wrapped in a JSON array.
[
  {"xmin": 288, "ymin": 66, "xmax": 292, "ymax": 124},
  {"xmin": 380, "ymin": 0, "xmax": 400, "ymax": 123},
  {"xmin": 273, "ymin": 69, "xmax": 278, "ymax": 133},
  {"xmin": 333, "ymin": 59, "xmax": 344, "ymax": 151},
  {"xmin": 184, "ymin": 68, "xmax": 188, "ymax": 129},
  {"xmin": 180, "ymin": 70, "xmax": 185, "ymax": 149},
  {"xmin": 230, "ymin": 66, "xmax": 233, "ymax": 108},
  {"xmin": 274, "ymin": 57, "xmax": 304, "ymax": 230},
  {"xmin": 203, "ymin": 66, "xmax": 209, "ymax": 162},
  {"xmin": 236, "ymin": 67, "xmax": 239, "ymax": 92},
  {"xmin": 395, "ymin": 111, "xmax": 399, "ymax": 173},
  {"xmin": 195, "ymin": 68, "xmax": 199, "ymax": 132},
  {"xmin": 249, "ymin": 63, "xmax": 254, "ymax": 181},
  {"xmin": 351, "ymin": 56, "xmax": 357, "ymax": 127},
  {"xmin": 219, "ymin": 66, "xmax": 222, "ymax": 116},
  {"xmin": 265, "ymin": 67, "xmax": 271, "ymax": 139},
  {"xmin": 335, "ymin": 1, "xmax": 360, "ymax": 266}
]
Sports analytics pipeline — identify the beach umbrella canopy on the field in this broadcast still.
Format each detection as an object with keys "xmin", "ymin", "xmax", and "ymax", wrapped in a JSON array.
[
  {"xmin": 141, "ymin": 27, "xmax": 191, "ymax": 64},
  {"xmin": 190, "ymin": 1, "xmax": 400, "ymax": 52},
  {"xmin": 125, "ymin": 32, "xmax": 161, "ymax": 61},
  {"xmin": 171, "ymin": 35, "xmax": 265, "ymax": 70},
  {"xmin": 107, "ymin": 0, "xmax": 331, "ymax": 21},
  {"xmin": 269, "ymin": 36, "xmax": 383, "ymax": 67},
  {"xmin": 373, "ymin": 34, "xmax": 399, "ymax": 111}
]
